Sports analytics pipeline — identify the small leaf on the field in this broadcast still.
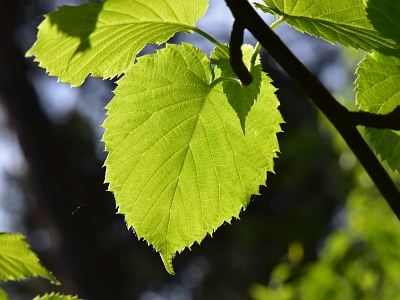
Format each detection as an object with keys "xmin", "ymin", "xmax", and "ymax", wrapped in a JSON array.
[
  {"xmin": 26, "ymin": 0, "xmax": 208, "ymax": 86},
  {"xmin": 102, "ymin": 43, "xmax": 282, "ymax": 274},
  {"xmin": 355, "ymin": 49, "xmax": 400, "ymax": 171},
  {"xmin": 0, "ymin": 287, "xmax": 9, "ymax": 300},
  {"xmin": 259, "ymin": 0, "xmax": 397, "ymax": 51},
  {"xmin": 33, "ymin": 292, "xmax": 79, "ymax": 300},
  {"xmin": 211, "ymin": 45, "xmax": 262, "ymax": 134},
  {"xmin": 0, "ymin": 233, "xmax": 59, "ymax": 284}
]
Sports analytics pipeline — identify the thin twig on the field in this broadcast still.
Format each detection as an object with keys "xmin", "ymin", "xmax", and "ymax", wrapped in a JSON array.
[
  {"xmin": 229, "ymin": 20, "xmax": 253, "ymax": 86},
  {"xmin": 350, "ymin": 106, "xmax": 400, "ymax": 130}
]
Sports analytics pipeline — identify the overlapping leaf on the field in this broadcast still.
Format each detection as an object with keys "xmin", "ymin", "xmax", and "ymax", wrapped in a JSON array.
[
  {"xmin": 102, "ymin": 43, "xmax": 282, "ymax": 273},
  {"xmin": 255, "ymin": 0, "xmax": 397, "ymax": 51},
  {"xmin": 365, "ymin": 0, "xmax": 400, "ymax": 45},
  {"xmin": 0, "ymin": 233, "xmax": 59, "ymax": 284},
  {"xmin": 355, "ymin": 0, "xmax": 400, "ymax": 171},
  {"xmin": 33, "ymin": 293, "xmax": 79, "ymax": 300},
  {"xmin": 356, "ymin": 49, "xmax": 400, "ymax": 172},
  {"xmin": 26, "ymin": 0, "xmax": 208, "ymax": 86},
  {"xmin": 211, "ymin": 45, "xmax": 261, "ymax": 134}
]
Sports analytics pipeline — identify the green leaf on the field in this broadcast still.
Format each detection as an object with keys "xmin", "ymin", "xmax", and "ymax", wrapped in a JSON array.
[
  {"xmin": 253, "ymin": 2, "xmax": 281, "ymax": 18},
  {"xmin": 26, "ymin": 0, "xmax": 208, "ymax": 86},
  {"xmin": 0, "ymin": 233, "xmax": 59, "ymax": 284},
  {"xmin": 0, "ymin": 287, "xmax": 9, "ymax": 300},
  {"xmin": 102, "ymin": 43, "xmax": 282, "ymax": 274},
  {"xmin": 365, "ymin": 0, "xmax": 400, "ymax": 45},
  {"xmin": 258, "ymin": 0, "xmax": 397, "ymax": 51},
  {"xmin": 33, "ymin": 292, "xmax": 79, "ymax": 300},
  {"xmin": 355, "ymin": 49, "xmax": 400, "ymax": 171},
  {"xmin": 211, "ymin": 45, "xmax": 262, "ymax": 134}
]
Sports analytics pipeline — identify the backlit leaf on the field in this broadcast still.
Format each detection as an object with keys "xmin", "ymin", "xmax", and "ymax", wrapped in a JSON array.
[
  {"xmin": 102, "ymin": 43, "xmax": 282, "ymax": 274},
  {"xmin": 26, "ymin": 0, "xmax": 208, "ymax": 86},
  {"xmin": 365, "ymin": 0, "xmax": 400, "ymax": 45},
  {"xmin": 211, "ymin": 45, "xmax": 262, "ymax": 134},
  {"xmin": 257, "ymin": 0, "xmax": 397, "ymax": 51},
  {"xmin": 355, "ymin": 49, "xmax": 400, "ymax": 171},
  {"xmin": 0, "ymin": 233, "xmax": 59, "ymax": 284},
  {"xmin": 0, "ymin": 287, "xmax": 8, "ymax": 300},
  {"xmin": 33, "ymin": 293, "xmax": 79, "ymax": 300}
]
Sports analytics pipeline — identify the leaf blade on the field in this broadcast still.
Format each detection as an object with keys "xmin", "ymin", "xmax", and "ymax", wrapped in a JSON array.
[
  {"xmin": 211, "ymin": 44, "xmax": 262, "ymax": 134},
  {"xmin": 33, "ymin": 292, "xmax": 79, "ymax": 300},
  {"xmin": 102, "ymin": 43, "xmax": 282, "ymax": 273},
  {"xmin": 26, "ymin": 0, "xmax": 208, "ymax": 86},
  {"xmin": 258, "ymin": 0, "xmax": 397, "ymax": 51},
  {"xmin": 356, "ymin": 49, "xmax": 400, "ymax": 171},
  {"xmin": 0, "ymin": 233, "xmax": 59, "ymax": 284},
  {"xmin": 0, "ymin": 287, "xmax": 9, "ymax": 300},
  {"xmin": 365, "ymin": 0, "xmax": 400, "ymax": 45}
]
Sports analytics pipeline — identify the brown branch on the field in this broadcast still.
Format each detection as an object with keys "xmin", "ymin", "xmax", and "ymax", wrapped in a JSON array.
[
  {"xmin": 350, "ymin": 106, "xmax": 400, "ymax": 130},
  {"xmin": 224, "ymin": 0, "xmax": 400, "ymax": 219},
  {"xmin": 229, "ymin": 20, "xmax": 253, "ymax": 85}
]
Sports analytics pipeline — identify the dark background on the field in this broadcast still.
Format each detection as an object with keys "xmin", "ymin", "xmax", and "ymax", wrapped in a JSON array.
[{"xmin": 0, "ymin": 0, "xmax": 354, "ymax": 299}]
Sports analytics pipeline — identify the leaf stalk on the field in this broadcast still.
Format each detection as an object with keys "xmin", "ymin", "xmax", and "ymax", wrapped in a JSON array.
[
  {"xmin": 192, "ymin": 27, "xmax": 230, "ymax": 57},
  {"xmin": 249, "ymin": 42, "xmax": 262, "ymax": 75},
  {"xmin": 209, "ymin": 76, "xmax": 242, "ymax": 90},
  {"xmin": 270, "ymin": 17, "xmax": 287, "ymax": 30}
]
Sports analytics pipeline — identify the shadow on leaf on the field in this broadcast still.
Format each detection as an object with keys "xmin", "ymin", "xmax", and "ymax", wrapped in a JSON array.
[
  {"xmin": 366, "ymin": 0, "xmax": 400, "ymax": 46},
  {"xmin": 48, "ymin": 2, "xmax": 104, "ymax": 57}
]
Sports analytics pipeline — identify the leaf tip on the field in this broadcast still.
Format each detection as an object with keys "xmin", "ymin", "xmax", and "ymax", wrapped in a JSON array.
[
  {"xmin": 240, "ymin": 120, "xmax": 246, "ymax": 135},
  {"xmin": 47, "ymin": 272, "xmax": 61, "ymax": 285},
  {"xmin": 161, "ymin": 254, "xmax": 176, "ymax": 275},
  {"xmin": 25, "ymin": 48, "xmax": 34, "ymax": 58}
]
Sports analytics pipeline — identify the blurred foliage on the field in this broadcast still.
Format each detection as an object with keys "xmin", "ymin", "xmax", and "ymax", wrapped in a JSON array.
[{"xmin": 250, "ymin": 119, "xmax": 400, "ymax": 299}]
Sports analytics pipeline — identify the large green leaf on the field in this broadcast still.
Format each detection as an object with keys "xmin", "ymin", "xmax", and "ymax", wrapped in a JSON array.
[
  {"xmin": 26, "ymin": 0, "xmax": 208, "ymax": 86},
  {"xmin": 102, "ymin": 43, "xmax": 282, "ymax": 273},
  {"xmin": 255, "ymin": 0, "xmax": 397, "ymax": 51},
  {"xmin": 211, "ymin": 45, "xmax": 261, "ymax": 134},
  {"xmin": 33, "ymin": 293, "xmax": 79, "ymax": 300},
  {"xmin": 0, "ymin": 233, "xmax": 59, "ymax": 284},
  {"xmin": 355, "ymin": 49, "xmax": 400, "ymax": 171}
]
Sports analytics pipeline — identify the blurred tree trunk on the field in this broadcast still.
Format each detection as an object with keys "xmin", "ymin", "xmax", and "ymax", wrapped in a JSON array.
[{"xmin": 0, "ymin": 1, "xmax": 128, "ymax": 298}]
